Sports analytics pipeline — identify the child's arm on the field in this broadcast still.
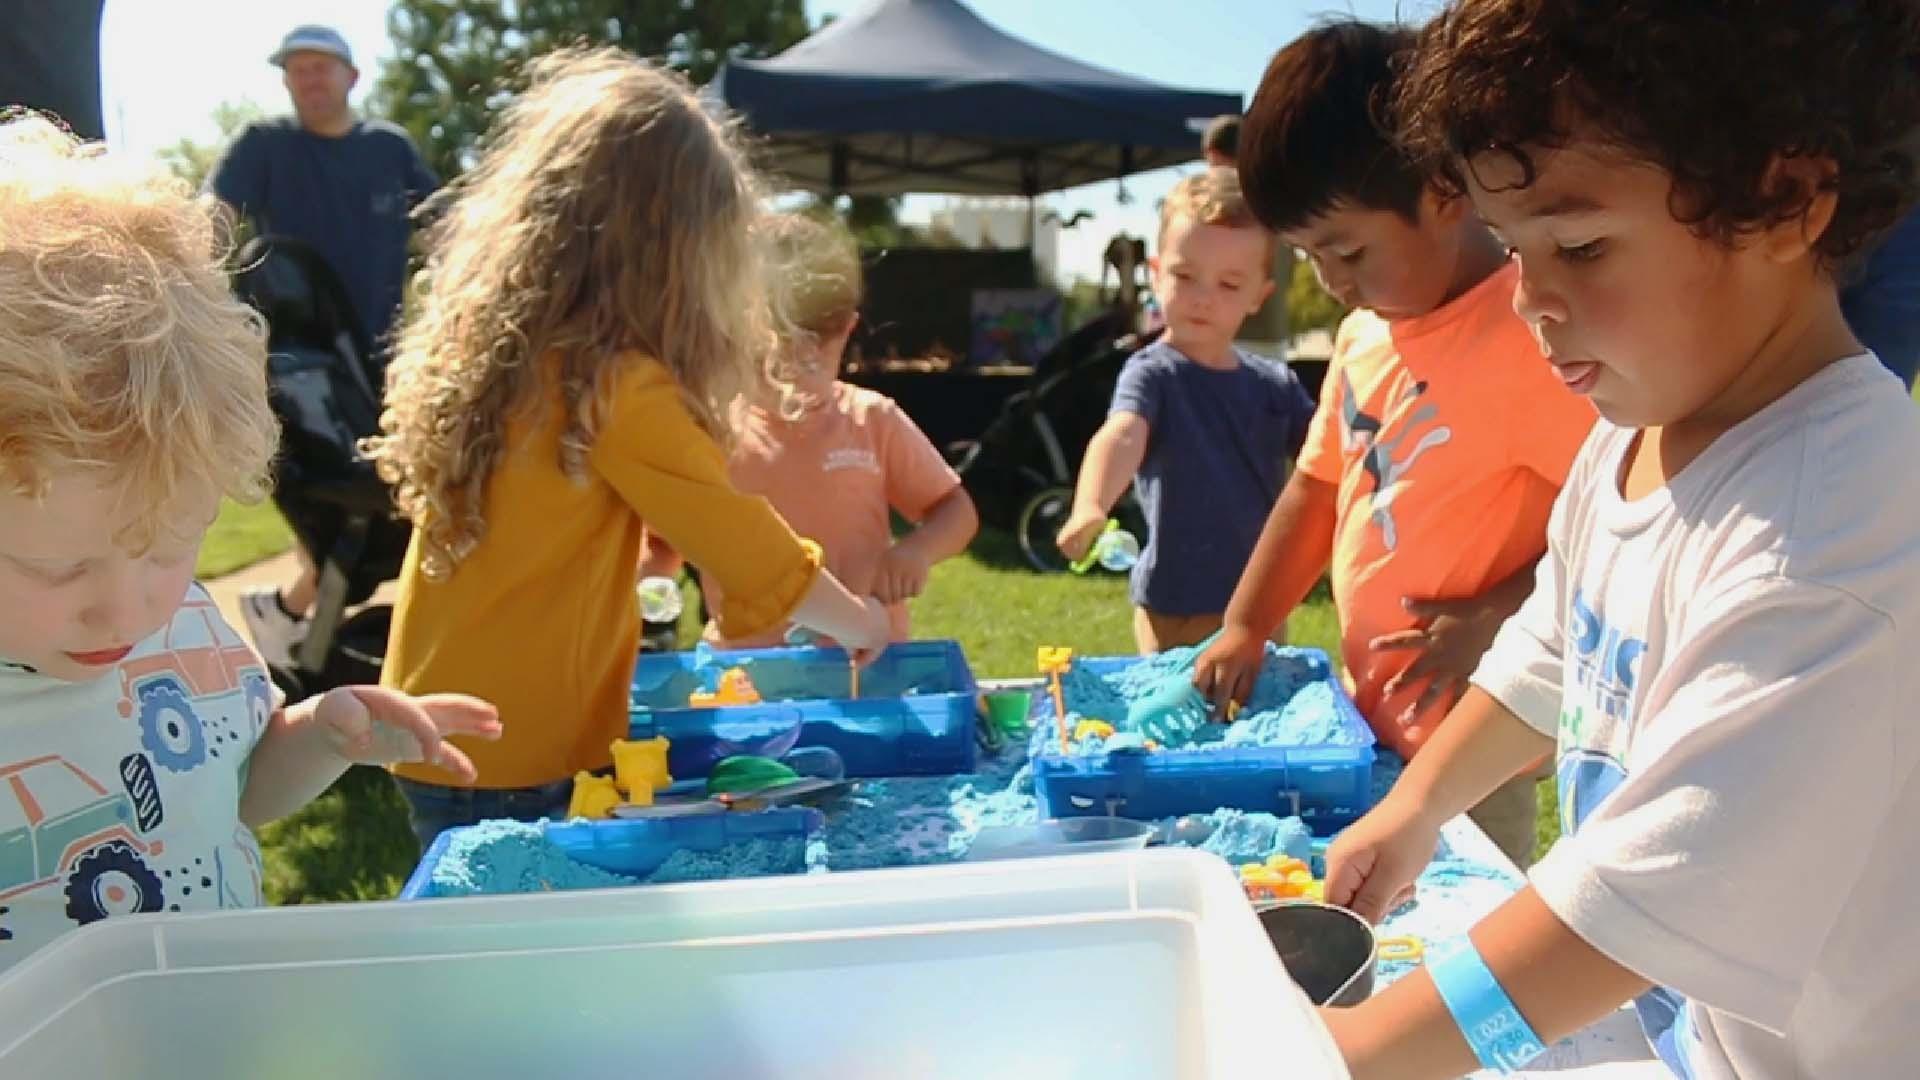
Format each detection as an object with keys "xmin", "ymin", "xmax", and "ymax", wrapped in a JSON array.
[
  {"xmin": 238, "ymin": 686, "xmax": 500, "ymax": 827},
  {"xmin": 1192, "ymin": 469, "xmax": 1338, "ymax": 706},
  {"xmin": 874, "ymin": 486, "xmax": 978, "ymax": 604},
  {"xmin": 1324, "ymin": 886, "xmax": 1651, "ymax": 1080},
  {"xmin": 1324, "ymin": 687, "xmax": 1556, "ymax": 921},
  {"xmin": 637, "ymin": 527, "xmax": 684, "ymax": 579},
  {"xmin": 1056, "ymin": 411, "xmax": 1149, "ymax": 561},
  {"xmin": 788, "ymin": 573, "xmax": 892, "ymax": 661},
  {"xmin": 590, "ymin": 361, "xmax": 889, "ymax": 657}
]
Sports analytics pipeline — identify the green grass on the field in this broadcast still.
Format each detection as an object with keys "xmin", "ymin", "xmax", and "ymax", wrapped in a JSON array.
[
  {"xmin": 197, "ymin": 498, "xmax": 294, "ymax": 578},
  {"xmin": 240, "ymin": 525, "xmax": 1554, "ymax": 904}
]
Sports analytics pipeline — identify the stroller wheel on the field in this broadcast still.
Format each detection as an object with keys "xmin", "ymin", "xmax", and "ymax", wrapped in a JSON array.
[{"xmin": 1014, "ymin": 486, "xmax": 1075, "ymax": 573}]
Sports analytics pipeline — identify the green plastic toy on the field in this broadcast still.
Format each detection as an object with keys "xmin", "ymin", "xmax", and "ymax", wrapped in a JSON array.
[{"xmin": 704, "ymin": 755, "xmax": 801, "ymax": 797}]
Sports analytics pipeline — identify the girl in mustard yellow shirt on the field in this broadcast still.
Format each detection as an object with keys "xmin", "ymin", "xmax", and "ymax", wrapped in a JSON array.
[{"xmin": 365, "ymin": 48, "xmax": 888, "ymax": 848}]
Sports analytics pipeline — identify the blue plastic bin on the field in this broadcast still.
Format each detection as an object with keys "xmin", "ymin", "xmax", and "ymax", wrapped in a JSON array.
[
  {"xmin": 1032, "ymin": 650, "xmax": 1376, "ymax": 833},
  {"xmin": 399, "ymin": 809, "xmax": 821, "ymax": 899},
  {"xmin": 630, "ymin": 640, "xmax": 979, "ymax": 778}
]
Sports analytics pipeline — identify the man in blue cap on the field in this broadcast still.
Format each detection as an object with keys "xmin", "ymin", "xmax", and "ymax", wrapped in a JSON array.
[{"xmin": 210, "ymin": 24, "xmax": 439, "ymax": 668}]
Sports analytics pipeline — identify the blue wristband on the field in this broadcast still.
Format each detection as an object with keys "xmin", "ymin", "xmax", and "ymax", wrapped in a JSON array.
[{"xmin": 1428, "ymin": 938, "xmax": 1549, "ymax": 1074}]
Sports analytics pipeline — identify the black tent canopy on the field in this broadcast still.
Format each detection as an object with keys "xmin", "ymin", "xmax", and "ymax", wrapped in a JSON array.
[{"xmin": 714, "ymin": 0, "xmax": 1240, "ymax": 196}]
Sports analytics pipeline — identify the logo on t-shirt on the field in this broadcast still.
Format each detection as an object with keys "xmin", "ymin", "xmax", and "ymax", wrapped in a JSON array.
[
  {"xmin": 1568, "ymin": 588, "xmax": 1644, "ymax": 725},
  {"xmin": 1341, "ymin": 373, "xmax": 1453, "ymax": 550},
  {"xmin": 1557, "ymin": 587, "xmax": 1647, "ymax": 838},
  {"xmin": 822, "ymin": 447, "xmax": 879, "ymax": 474}
]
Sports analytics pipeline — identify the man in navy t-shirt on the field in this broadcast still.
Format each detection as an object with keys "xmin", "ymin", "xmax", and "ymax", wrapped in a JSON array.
[{"xmin": 209, "ymin": 24, "xmax": 438, "ymax": 669}]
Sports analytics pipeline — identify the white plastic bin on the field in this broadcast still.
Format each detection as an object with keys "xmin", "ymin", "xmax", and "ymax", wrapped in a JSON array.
[{"xmin": 0, "ymin": 848, "xmax": 1347, "ymax": 1079}]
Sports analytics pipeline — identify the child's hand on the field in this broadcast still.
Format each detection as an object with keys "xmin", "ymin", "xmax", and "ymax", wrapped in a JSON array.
[
  {"xmin": 1322, "ymin": 792, "xmax": 1439, "ymax": 924},
  {"xmin": 1369, "ymin": 594, "xmax": 1509, "ymax": 730},
  {"xmin": 873, "ymin": 545, "xmax": 932, "ymax": 604},
  {"xmin": 1193, "ymin": 623, "xmax": 1267, "ymax": 710},
  {"xmin": 315, "ymin": 686, "xmax": 502, "ymax": 784},
  {"xmin": 840, "ymin": 596, "xmax": 892, "ymax": 666},
  {"xmin": 1054, "ymin": 507, "xmax": 1107, "ymax": 562}
]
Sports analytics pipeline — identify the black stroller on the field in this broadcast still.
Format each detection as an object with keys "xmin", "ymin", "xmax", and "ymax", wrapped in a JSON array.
[
  {"xmin": 949, "ymin": 309, "xmax": 1155, "ymax": 572},
  {"xmin": 231, "ymin": 236, "xmax": 412, "ymax": 703}
]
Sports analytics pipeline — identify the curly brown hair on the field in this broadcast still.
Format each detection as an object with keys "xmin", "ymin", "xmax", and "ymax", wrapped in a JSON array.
[
  {"xmin": 1395, "ymin": 0, "xmax": 1920, "ymax": 263},
  {"xmin": 364, "ymin": 47, "xmax": 777, "ymax": 579}
]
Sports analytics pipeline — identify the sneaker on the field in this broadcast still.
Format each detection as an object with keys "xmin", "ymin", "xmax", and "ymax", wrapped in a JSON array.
[{"xmin": 239, "ymin": 586, "xmax": 308, "ymax": 669}]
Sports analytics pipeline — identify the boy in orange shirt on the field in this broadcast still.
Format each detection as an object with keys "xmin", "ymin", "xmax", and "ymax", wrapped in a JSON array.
[
  {"xmin": 1193, "ymin": 19, "xmax": 1594, "ymax": 866},
  {"xmin": 704, "ymin": 213, "xmax": 979, "ymax": 647}
]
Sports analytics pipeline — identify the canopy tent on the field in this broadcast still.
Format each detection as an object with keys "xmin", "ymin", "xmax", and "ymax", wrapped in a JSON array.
[{"xmin": 713, "ymin": 0, "xmax": 1240, "ymax": 196}]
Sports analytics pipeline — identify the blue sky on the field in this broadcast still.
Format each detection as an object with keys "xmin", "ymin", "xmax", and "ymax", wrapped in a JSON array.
[{"xmin": 101, "ymin": 0, "xmax": 1419, "ymax": 282}]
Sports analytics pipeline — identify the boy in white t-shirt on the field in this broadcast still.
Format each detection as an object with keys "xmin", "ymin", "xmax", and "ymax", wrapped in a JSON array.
[
  {"xmin": 0, "ymin": 117, "xmax": 499, "ymax": 976},
  {"xmin": 1316, "ymin": 2, "xmax": 1920, "ymax": 1077}
]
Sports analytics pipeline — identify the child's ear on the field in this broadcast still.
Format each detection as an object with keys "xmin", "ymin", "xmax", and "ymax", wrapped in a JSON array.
[
  {"xmin": 1250, "ymin": 276, "xmax": 1277, "ymax": 313},
  {"xmin": 1421, "ymin": 185, "xmax": 1469, "ymax": 228},
  {"xmin": 1147, "ymin": 254, "xmax": 1161, "ymax": 276},
  {"xmin": 1760, "ymin": 155, "xmax": 1840, "ymax": 264}
]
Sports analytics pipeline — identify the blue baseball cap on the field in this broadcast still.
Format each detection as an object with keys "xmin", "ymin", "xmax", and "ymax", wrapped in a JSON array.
[{"xmin": 270, "ymin": 25, "xmax": 354, "ymax": 69}]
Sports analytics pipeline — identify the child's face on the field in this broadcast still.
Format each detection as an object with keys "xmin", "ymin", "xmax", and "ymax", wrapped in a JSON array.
[
  {"xmin": 1282, "ymin": 193, "xmax": 1467, "ymax": 321},
  {"xmin": 1468, "ymin": 140, "xmax": 1799, "ymax": 429},
  {"xmin": 0, "ymin": 471, "xmax": 214, "ymax": 682},
  {"xmin": 1151, "ymin": 215, "xmax": 1275, "ymax": 355},
  {"xmin": 792, "ymin": 314, "xmax": 856, "ymax": 401}
]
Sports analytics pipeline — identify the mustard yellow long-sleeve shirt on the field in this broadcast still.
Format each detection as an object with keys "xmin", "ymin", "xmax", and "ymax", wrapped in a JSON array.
[{"xmin": 385, "ymin": 353, "xmax": 820, "ymax": 788}]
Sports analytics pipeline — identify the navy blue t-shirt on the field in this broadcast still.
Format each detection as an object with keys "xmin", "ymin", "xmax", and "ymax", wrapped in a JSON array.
[
  {"xmin": 1111, "ymin": 340, "xmax": 1315, "ymax": 615},
  {"xmin": 210, "ymin": 117, "xmax": 438, "ymax": 359}
]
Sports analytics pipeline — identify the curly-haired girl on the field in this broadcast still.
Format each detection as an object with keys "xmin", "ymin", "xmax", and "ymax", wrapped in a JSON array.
[{"xmin": 366, "ymin": 49, "xmax": 887, "ymax": 844}]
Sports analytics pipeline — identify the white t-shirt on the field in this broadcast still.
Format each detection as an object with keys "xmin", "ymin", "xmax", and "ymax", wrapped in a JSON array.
[
  {"xmin": 0, "ymin": 585, "xmax": 272, "ymax": 976},
  {"xmin": 1474, "ymin": 355, "xmax": 1920, "ymax": 1078}
]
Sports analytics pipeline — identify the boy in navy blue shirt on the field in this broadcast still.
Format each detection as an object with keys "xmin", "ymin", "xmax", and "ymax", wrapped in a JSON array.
[{"xmin": 1058, "ymin": 168, "xmax": 1315, "ymax": 652}]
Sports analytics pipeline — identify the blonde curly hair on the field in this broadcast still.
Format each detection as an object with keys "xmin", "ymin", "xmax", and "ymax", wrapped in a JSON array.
[
  {"xmin": 365, "ymin": 48, "xmax": 779, "ymax": 578},
  {"xmin": 0, "ymin": 114, "xmax": 276, "ymax": 547}
]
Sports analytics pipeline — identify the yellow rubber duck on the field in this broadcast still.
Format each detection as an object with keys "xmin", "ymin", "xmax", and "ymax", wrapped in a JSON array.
[{"xmin": 689, "ymin": 667, "xmax": 762, "ymax": 707}]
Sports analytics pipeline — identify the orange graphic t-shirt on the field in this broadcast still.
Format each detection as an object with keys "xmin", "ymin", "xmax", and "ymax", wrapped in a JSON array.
[
  {"xmin": 1297, "ymin": 261, "xmax": 1596, "ymax": 758},
  {"xmin": 707, "ymin": 382, "xmax": 963, "ymax": 647}
]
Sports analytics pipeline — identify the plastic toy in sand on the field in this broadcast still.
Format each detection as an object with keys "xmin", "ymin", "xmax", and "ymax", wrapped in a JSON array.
[
  {"xmin": 567, "ymin": 772, "xmax": 622, "ymax": 819},
  {"xmin": 1122, "ymin": 628, "xmax": 1239, "ymax": 743},
  {"xmin": 1239, "ymin": 855, "xmax": 1323, "ymax": 903},
  {"xmin": 1073, "ymin": 718, "xmax": 1115, "ymax": 742},
  {"xmin": 1036, "ymin": 646, "xmax": 1074, "ymax": 751},
  {"xmin": 568, "ymin": 737, "xmax": 676, "ymax": 819},
  {"xmin": 611, "ymin": 736, "xmax": 673, "ymax": 806},
  {"xmin": 690, "ymin": 667, "xmax": 761, "ymax": 707}
]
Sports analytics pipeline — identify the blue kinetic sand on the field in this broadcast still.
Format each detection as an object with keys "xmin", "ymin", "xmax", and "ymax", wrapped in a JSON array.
[
  {"xmin": 1031, "ymin": 645, "xmax": 1375, "ymax": 829},
  {"xmin": 631, "ymin": 641, "xmax": 978, "ymax": 778},
  {"xmin": 401, "ymin": 811, "xmax": 820, "ymax": 899}
]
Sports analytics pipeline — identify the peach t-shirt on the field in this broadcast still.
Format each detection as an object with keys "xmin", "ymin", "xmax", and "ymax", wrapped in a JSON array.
[
  {"xmin": 707, "ymin": 382, "xmax": 963, "ymax": 647},
  {"xmin": 1298, "ymin": 261, "xmax": 1596, "ymax": 758}
]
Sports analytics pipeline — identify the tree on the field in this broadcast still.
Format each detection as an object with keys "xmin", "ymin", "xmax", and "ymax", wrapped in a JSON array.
[
  {"xmin": 1286, "ymin": 255, "xmax": 1347, "ymax": 338},
  {"xmin": 157, "ymin": 100, "xmax": 263, "ymax": 192},
  {"xmin": 371, "ymin": 0, "xmax": 811, "ymax": 182}
]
